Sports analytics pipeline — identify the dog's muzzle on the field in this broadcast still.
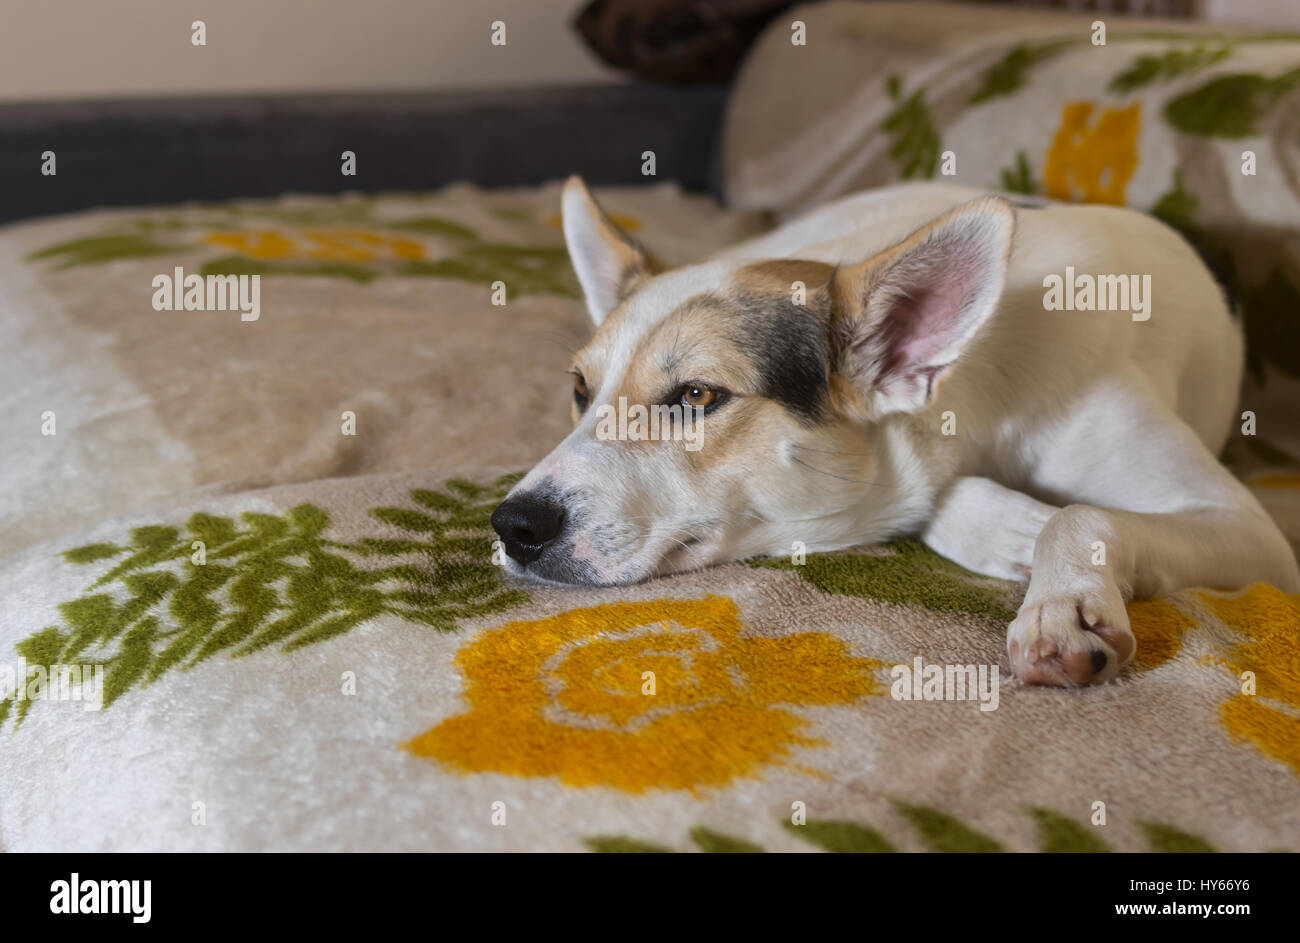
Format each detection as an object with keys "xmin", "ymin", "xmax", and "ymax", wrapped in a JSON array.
[{"xmin": 490, "ymin": 491, "xmax": 566, "ymax": 564}]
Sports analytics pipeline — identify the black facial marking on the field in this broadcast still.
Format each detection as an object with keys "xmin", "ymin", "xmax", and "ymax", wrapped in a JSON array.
[
  {"xmin": 572, "ymin": 370, "xmax": 590, "ymax": 413},
  {"xmin": 729, "ymin": 291, "xmax": 830, "ymax": 423}
]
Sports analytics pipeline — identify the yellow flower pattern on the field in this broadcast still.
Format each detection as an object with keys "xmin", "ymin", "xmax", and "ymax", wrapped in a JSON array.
[
  {"xmin": 406, "ymin": 596, "xmax": 882, "ymax": 793},
  {"xmin": 203, "ymin": 228, "xmax": 425, "ymax": 262},
  {"xmin": 1126, "ymin": 597, "xmax": 1196, "ymax": 671},
  {"xmin": 1129, "ymin": 584, "xmax": 1300, "ymax": 775},
  {"xmin": 545, "ymin": 211, "xmax": 642, "ymax": 232},
  {"xmin": 1249, "ymin": 474, "xmax": 1300, "ymax": 489},
  {"xmin": 1199, "ymin": 585, "xmax": 1300, "ymax": 777},
  {"xmin": 1043, "ymin": 101, "xmax": 1141, "ymax": 204}
]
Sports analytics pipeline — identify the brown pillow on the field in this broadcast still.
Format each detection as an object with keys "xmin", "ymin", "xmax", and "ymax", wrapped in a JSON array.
[{"xmin": 574, "ymin": 0, "xmax": 797, "ymax": 85}]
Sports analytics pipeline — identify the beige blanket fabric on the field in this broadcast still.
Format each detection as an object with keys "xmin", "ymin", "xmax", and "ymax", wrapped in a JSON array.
[{"xmin": 1, "ymin": 183, "xmax": 1297, "ymax": 852}]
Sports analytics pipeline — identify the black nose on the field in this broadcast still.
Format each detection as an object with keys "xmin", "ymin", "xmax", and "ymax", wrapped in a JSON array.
[{"xmin": 491, "ymin": 492, "xmax": 566, "ymax": 564}]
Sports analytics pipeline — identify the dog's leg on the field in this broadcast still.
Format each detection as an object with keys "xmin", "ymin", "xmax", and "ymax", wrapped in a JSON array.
[
  {"xmin": 1008, "ymin": 386, "xmax": 1300, "ymax": 687},
  {"xmin": 922, "ymin": 477, "xmax": 1057, "ymax": 581}
]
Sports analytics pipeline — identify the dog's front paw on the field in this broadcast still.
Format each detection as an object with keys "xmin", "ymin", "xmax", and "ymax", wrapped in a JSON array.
[{"xmin": 1007, "ymin": 582, "xmax": 1134, "ymax": 686}]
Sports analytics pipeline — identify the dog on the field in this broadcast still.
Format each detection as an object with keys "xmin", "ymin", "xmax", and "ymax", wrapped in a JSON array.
[{"xmin": 490, "ymin": 177, "xmax": 1300, "ymax": 687}]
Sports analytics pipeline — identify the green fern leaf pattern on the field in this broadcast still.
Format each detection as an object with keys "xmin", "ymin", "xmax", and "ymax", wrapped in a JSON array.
[
  {"xmin": 1, "ymin": 474, "xmax": 526, "ymax": 726},
  {"xmin": 586, "ymin": 806, "xmax": 1235, "ymax": 853}
]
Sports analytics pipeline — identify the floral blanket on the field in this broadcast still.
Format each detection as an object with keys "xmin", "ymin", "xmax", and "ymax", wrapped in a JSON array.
[{"xmin": 1, "ymin": 182, "xmax": 1298, "ymax": 852}]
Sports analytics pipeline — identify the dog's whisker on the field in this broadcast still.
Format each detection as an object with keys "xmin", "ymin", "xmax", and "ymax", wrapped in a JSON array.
[
  {"xmin": 517, "ymin": 327, "xmax": 586, "ymax": 358},
  {"xmin": 788, "ymin": 443, "xmax": 873, "ymax": 459}
]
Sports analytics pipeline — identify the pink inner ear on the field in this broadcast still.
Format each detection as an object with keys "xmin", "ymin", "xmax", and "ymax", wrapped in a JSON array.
[
  {"xmin": 878, "ymin": 251, "xmax": 984, "ymax": 378},
  {"xmin": 841, "ymin": 196, "xmax": 1012, "ymax": 413}
]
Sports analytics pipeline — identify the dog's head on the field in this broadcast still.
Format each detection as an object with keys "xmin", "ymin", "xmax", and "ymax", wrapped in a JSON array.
[{"xmin": 491, "ymin": 178, "xmax": 1014, "ymax": 585}]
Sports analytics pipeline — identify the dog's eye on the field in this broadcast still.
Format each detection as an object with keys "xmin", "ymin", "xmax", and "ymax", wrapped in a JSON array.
[
  {"xmin": 572, "ymin": 371, "xmax": 589, "ymax": 411},
  {"xmin": 681, "ymin": 383, "xmax": 723, "ymax": 411}
]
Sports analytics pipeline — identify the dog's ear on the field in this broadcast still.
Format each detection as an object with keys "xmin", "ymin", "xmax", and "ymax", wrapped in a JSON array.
[
  {"xmin": 831, "ymin": 196, "xmax": 1014, "ymax": 417},
  {"xmin": 562, "ymin": 176, "xmax": 662, "ymax": 326}
]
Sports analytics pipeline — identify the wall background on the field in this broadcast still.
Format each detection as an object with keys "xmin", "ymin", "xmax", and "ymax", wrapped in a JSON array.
[
  {"xmin": 1200, "ymin": 0, "xmax": 1300, "ymax": 28},
  {"xmin": 0, "ymin": 0, "xmax": 618, "ymax": 103},
  {"xmin": 2, "ymin": 0, "xmax": 1297, "ymax": 104}
]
